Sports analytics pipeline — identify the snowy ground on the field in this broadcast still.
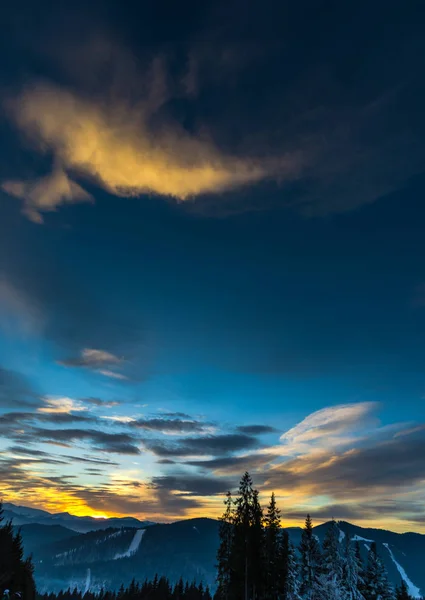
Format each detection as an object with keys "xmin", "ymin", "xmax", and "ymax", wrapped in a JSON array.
[
  {"xmin": 114, "ymin": 529, "xmax": 146, "ymax": 560},
  {"xmin": 383, "ymin": 543, "xmax": 421, "ymax": 598}
]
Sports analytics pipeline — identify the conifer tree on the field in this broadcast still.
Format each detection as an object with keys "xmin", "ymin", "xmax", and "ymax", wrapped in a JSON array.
[
  {"xmin": 322, "ymin": 520, "xmax": 343, "ymax": 586},
  {"xmin": 299, "ymin": 515, "xmax": 322, "ymax": 600},
  {"xmin": 230, "ymin": 472, "xmax": 265, "ymax": 600},
  {"xmin": 395, "ymin": 580, "xmax": 411, "ymax": 600},
  {"xmin": 0, "ymin": 502, "xmax": 36, "ymax": 600},
  {"xmin": 364, "ymin": 543, "xmax": 394, "ymax": 600},
  {"xmin": 343, "ymin": 536, "xmax": 364, "ymax": 600},
  {"xmin": 264, "ymin": 493, "xmax": 282, "ymax": 600},
  {"xmin": 286, "ymin": 539, "xmax": 301, "ymax": 600},
  {"xmin": 216, "ymin": 492, "xmax": 234, "ymax": 600}
]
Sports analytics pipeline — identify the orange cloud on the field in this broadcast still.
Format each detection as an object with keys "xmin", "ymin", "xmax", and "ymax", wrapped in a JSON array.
[{"xmin": 2, "ymin": 81, "xmax": 301, "ymax": 222}]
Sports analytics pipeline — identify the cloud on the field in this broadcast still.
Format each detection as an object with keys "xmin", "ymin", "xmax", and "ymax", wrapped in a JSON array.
[
  {"xmin": 237, "ymin": 424, "xmax": 277, "ymax": 435},
  {"xmin": 152, "ymin": 474, "xmax": 232, "ymax": 497},
  {"xmin": 2, "ymin": 165, "xmax": 93, "ymax": 224},
  {"xmin": 145, "ymin": 433, "xmax": 260, "ymax": 457},
  {"xmin": 59, "ymin": 347, "xmax": 122, "ymax": 368},
  {"xmin": 38, "ymin": 396, "xmax": 88, "ymax": 414},
  {"xmin": 32, "ymin": 427, "xmax": 141, "ymax": 454},
  {"xmin": 83, "ymin": 397, "xmax": 119, "ymax": 408},
  {"xmin": 279, "ymin": 402, "xmax": 378, "ymax": 455},
  {"xmin": 130, "ymin": 417, "xmax": 212, "ymax": 434},
  {"xmin": 58, "ymin": 347, "xmax": 127, "ymax": 379},
  {"xmin": 187, "ymin": 452, "xmax": 278, "ymax": 474},
  {"xmin": 2, "ymin": 80, "xmax": 300, "ymax": 222},
  {"xmin": 102, "ymin": 415, "xmax": 136, "ymax": 423}
]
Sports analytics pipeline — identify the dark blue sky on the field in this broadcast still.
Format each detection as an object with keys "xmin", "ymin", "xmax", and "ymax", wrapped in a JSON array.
[{"xmin": 1, "ymin": 0, "xmax": 425, "ymax": 529}]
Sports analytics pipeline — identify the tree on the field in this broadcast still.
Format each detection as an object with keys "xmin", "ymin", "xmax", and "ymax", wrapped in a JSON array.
[
  {"xmin": 229, "ymin": 472, "xmax": 265, "ymax": 600},
  {"xmin": 216, "ymin": 492, "xmax": 234, "ymax": 600},
  {"xmin": 286, "ymin": 539, "xmax": 301, "ymax": 600},
  {"xmin": 343, "ymin": 536, "xmax": 364, "ymax": 600},
  {"xmin": 299, "ymin": 515, "xmax": 322, "ymax": 600},
  {"xmin": 0, "ymin": 502, "xmax": 36, "ymax": 600},
  {"xmin": 364, "ymin": 543, "xmax": 394, "ymax": 600},
  {"xmin": 322, "ymin": 520, "xmax": 343, "ymax": 586},
  {"xmin": 395, "ymin": 580, "xmax": 411, "ymax": 600},
  {"xmin": 264, "ymin": 493, "xmax": 285, "ymax": 600}
]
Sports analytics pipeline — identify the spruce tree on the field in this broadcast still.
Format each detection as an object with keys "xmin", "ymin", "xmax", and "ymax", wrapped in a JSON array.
[
  {"xmin": 343, "ymin": 536, "xmax": 364, "ymax": 600},
  {"xmin": 286, "ymin": 540, "xmax": 301, "ymax": 600},
  {"xmin": 299, "ymin": 515, "xmax": 322, "ymax": 600},
  {"xmin": 395, "ymin": 580, "xmax": 411, "ymax": 600},
  {"xmin": 265, "ymin": 492, "xmax": 287, "ymax": 600},
  {"xmin": 364, "ymin": 543, "xmax": 394, "ymax": 600},
  {"xmin": 0, "ymin": 502, "xmax": 36, "ymax": 600},
  {"xmin": 216, "ymin": 492, "xmax": 234, "ymax": 600},
  {"xmin": 230, "ymin": 472, "xmax": 265, "ymax": 600},
  {"xmin": 322, "ymin": 520, "xmax": 343, "ymax": 586}
]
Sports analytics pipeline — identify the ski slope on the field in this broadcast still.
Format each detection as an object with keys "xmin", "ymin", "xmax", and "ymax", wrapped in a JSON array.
[
  {"xmin": 383, "ymin": 543, "xmax": 421, "ymax": 598},
  {"xmin": 114, "ymin": 529, "xmax": 146, "ymax": 560},
  {"xmin": 83, "ymin": 568, "xmax": 91, "ymax": 594}
]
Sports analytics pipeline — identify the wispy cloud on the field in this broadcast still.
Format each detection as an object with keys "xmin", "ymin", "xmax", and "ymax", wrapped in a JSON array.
[
  {"xmin": 278, "ymin": 402, "xmax": 379, "ymax": 455},
  {"xmin": 58, "ymin": 347, "xmax": 127, "ymax": 380},
  {"xmin": 2, "ymin": 165, "xmax": 93, "ymax": 224}
]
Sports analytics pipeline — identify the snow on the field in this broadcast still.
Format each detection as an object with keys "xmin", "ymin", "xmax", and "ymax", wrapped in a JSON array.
[
  {"xmin": 383, "ymin": 543, "xmax": 421, "ymax": 598},
  {"xmin": 364, "ymin": 544, "xmax": 370, "ymax": 552},
  {"xmin": 114, "ymin": 528, "xmax": 145, "ymax": 559},
  {"xmin": 352, "ymin": 534, "xmax": 374, "ymax": 543},
  {"xmin": 193, "ymin": 526, "xmax": 200, "ymax": 534},
  {"xmin": 83, "ymin": 568, "xmax": 91, "ymax": 595},
  {"xmin": 338, "ymin": 528, "xmax": 345, "ymax": 543}
]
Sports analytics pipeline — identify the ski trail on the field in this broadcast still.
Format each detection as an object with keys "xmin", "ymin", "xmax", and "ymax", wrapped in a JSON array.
[
  {"xmin": 114, "ymin": 529, "xmax": 146, "ymax": 559},
  {"xmin": 383, "ymin": 543, "xmax": 421, "ymax": 598},
  {"xmin": 352, "ymin": 535, "xmax": 374, "ymax": 543},
  {"xmin": 83, "ymin": 568, "xmax": 91, "ymax": 595},
  {"xmin": 338, "ymin": 528, "xmax": 345, "ymax": 542}
]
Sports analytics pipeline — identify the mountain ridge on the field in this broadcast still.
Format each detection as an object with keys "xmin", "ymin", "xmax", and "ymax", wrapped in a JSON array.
[{"xmin": 4, "ymin": 503, "xmax": 425, "ymax": 597}]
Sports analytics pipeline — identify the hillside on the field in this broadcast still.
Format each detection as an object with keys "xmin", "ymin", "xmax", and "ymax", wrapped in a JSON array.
[{"xmin": 5, "ymin": 504, "xmax": 424, "ymax": 596}]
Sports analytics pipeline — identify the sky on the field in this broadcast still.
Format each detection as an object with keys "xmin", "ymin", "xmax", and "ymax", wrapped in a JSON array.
[{"xmin": 1, "ymin": 0, "xmax": 425, "ymax": 532}]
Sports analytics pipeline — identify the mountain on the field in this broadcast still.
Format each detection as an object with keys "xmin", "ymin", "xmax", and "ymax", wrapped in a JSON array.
[
  {"xmin": 3, "ymin": 503, "xmax": 155, "ymax": 533},
  {"xmin": 6, "ymin": 503, "xmax": 425, "ymax": 597}
]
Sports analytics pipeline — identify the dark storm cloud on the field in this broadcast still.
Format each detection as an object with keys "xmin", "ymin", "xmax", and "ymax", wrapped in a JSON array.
[
  {"xmin": 152, "ymin": 474, "xmax": 232, "ymax": 496},
  {"xmin": 130, "ymin": 417, "xmax": 210, "ymax": 434},
  {"xmin": 145, "ymin": 433, "xmax": 260, "ymax": 457},
  {"xmin": 32, "ymin": 427, "xmax": 141, "ymax": 455},
  {"xmin": 236, "ymin": 425, "xmax": 278, "ymax": 435}
]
